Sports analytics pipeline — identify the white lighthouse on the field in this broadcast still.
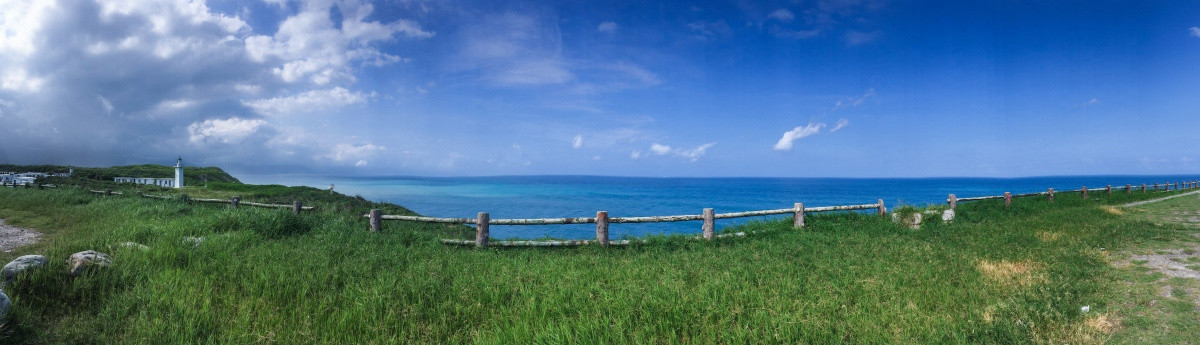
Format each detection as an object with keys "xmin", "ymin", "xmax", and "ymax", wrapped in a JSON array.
[{"xmin": 174, "ymin": 157, "xmax": 184, "ymax": 188}]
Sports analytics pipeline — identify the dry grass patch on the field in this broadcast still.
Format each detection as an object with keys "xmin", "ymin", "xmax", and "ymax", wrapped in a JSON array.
[
  {"xmin": 1103, "ymin": 206, "xmax": 1125, "ymax": 215},
  {"xmin": 978, "ymin": 260, "xmax": 1043, "ymax": 287},
  {"xmin": 1037, "ymin": 231, "xmax": 1062, "ymax": 243}
]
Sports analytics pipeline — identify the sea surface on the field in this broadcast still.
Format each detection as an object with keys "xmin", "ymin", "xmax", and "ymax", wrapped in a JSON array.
[{"xmin": 237, "ymin": 174, "xmax": 1200, "ymax": 240}]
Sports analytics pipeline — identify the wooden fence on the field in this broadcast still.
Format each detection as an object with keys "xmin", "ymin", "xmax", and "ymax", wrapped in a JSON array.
[
  {"xmin": 367, "ymin": 179, "xmax": 1200, "ymax": 248},
  {"xmin": 946, "ymin": 180, "xmax": 1200, "ymax": 209},
  {"xmin": 366, "ymin": 200, "xmax": 888, "ymax": 247},
  {"xmin": 88, "ymin": 189, "xmax": 314, "ymax": 214}
]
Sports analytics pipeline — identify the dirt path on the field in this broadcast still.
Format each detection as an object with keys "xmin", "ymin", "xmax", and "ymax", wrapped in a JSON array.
[
  {"xmin": 1107, "ymin": 192, "xmax": 1200, "ymax": 343},
  {"xmin": 1120, "ymin": 190, "xmax": 1200, "ymax": 208},
  {"xmin": 0, "ymin": 219, "xmax": 42, "ymax": 252}
]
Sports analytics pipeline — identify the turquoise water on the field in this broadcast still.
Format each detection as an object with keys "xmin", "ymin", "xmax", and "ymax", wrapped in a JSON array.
[{"xmin": 237, "ymin": 174, "xmax": 1200, "ymax": 240}]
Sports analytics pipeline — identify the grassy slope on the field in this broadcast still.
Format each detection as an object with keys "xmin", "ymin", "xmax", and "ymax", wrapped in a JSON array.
[{"xmin": 0, "ymin": 185, "xmax": 1193, "ymax": 344}]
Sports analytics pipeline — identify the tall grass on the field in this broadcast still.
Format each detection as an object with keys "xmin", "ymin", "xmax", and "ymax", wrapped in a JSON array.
[{"xmin": 0, "ymin": 186, "xmax": 1189, "ymax": 343}]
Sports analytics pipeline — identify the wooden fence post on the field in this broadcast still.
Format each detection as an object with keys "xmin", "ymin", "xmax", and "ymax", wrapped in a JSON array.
[
  {"xmin": 1106, "ymin": 185, "xmax": 1111, "ymax": 195},
  {"xmin": 1142, "ymin": 184, "xmax": 1147, "ymax": 193},
  {"xmin": 369, "ymin": 209, "xmax": 381, "ymax": 232},
  {"xmin": 877, "ymin": 199, "xmax": 887, "ymax": 216},
  {"xmin": 1153, "ymin": 183, "xmax": 1158, "ymax": 191},
  {"xmin": 1082, "ymin": 186, "xmax": 1088, "ymax": 199},
  {"xmin": 1126, "ymin": 184, "xmax": 1131, "ymax": 195},
  {"xmin": 948, "ymin": 194, "xmax": 957, "ymax": 210},
  {"xmin": 1048, "ymin": 188, "xmax": 1054, "ymax": 203},
  {"xmin": 292, "ymin": 201, "xmax": 302, "ymax": 214},
  {"xmin": 1004, "ymin": 192, "xmax": 1012, "ymax": 207},
  {"xmin": 231, "ymin": 196, "xmax": 240, "ymax": 209},
  {"xmin": 596, "ymin": 211, "xmax": 609, "ymax": 246},
  {"xmin": 475, "ymin": 212, "xmax": 489, "ymax": 248},
  {"xmin": 702, "ymin": 208, "xmax": 715, "ymax": 240},
  {"xmin": 793, "ymin": 203, "xmax": 805, "ymax": 229}
]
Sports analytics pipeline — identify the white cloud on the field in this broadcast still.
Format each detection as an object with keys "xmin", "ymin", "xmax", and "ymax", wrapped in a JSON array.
[
  {"xmin": 650, "ymin": 143, "xmax": 672, "ymax": 155},
  {"xmin": 687, "ymin": 20, "xmax": 733, "ymax": 40},
  {"xmin": 572, "ymin": 134, "xmax": 583, "ymax": 148},
  {"xmin": 1084, "ymin": 97, "xmax": 1100, "ymax": 106},
  {"xmin": 768, "ymin": 9, "xmax": 795, "ymax": 22},
  {"xmin": 597, "ymin": 21, "xmax": 618, "ymax": 33},
  {"xmin": 187, "ymin": 117, "xmax": 268, "ymax": 144},
  {"xmin": 630, "ymin": 150, "xmax": 642, "ymax": 159},
  {"xmin": 834, "ymin": 88, "xmax": 876, "ymax": 109},
  {"xmin": 645, "ymin": 142, "xmax": 716, "ymax": 161},
  {"xmin": 676, "ymin": 143, "xmax": 715, "ymax": 161},
  {"xmin": 245, "ymin": 1, "xmax": 432, "ymax": 85},
  {"xmin": 1191, "ymin": 27, "xmax": 1200, "ymax": 38},
  {"xmin": 243, "ymin": 87, "xmax": 368, "ymax": 116},
  {"xmin": 830, "ymin": 118, "xmax": 849, "ymax": 132},
  {"xmin": 324, "ymin": 142, "xmax": 386, "ymax": 164},
  {"xmin": 97, "ymin": 95, "xmax": 114, "ymax": 114},
  {"xmin": 774, "ymin": 122, "xmax": 825, "ymax": 151}
]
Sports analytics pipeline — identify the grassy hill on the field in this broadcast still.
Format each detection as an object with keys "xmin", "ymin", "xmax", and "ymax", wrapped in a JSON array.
[
  {"xmin": 0, "ymin": 176, "xmax": 1197, "ymax": 343},
  {"xmin": 2, "ymin": 163, "xmax": 239, "ymax": 189}
]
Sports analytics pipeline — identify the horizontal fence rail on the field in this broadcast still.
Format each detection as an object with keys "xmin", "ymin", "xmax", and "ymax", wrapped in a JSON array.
[
  {"xmin": 88, "ymin": 190, "xmax": 314, "ymax": 213},
  {"xmin": 366, "ymin": 199, "xmax": 889, "ymax": 248},
  {"xmin": 947, "ymin": 181, "xmax": 1200, "ymax": 209}
]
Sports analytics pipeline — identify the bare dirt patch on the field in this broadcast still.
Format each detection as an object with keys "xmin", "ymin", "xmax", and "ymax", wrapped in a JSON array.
[
  {"xmin": 0, "ymin": 218, "xmax": 42, "ymax": 252},
  {"xmin": 1127, "ymin": 248, "xmax": 1200, "ymax": 280}
]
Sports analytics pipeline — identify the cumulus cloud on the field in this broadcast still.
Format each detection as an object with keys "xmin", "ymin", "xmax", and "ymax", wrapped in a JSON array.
[
  {"xmin": 1191, "ymin": 27, "xmax": 1200, "ymax": 38},
  {"xmin": 572, "ymin": 134, "xmax": 583, "ymax": 148},
  {"xmin": 245, "ymin": 1, "xmax": 433, "ymax": 85},
  {"xmin": 243, "ymin": 87, "xmax": 369, "ymax": 116},
  {"xmin": 650, "ymin": 143, "xmax": 672, "ymax": 155},
  {"xmin": 0, "ymin": 0, "xmax": 418, "ymax": 171},
  {"xmin": 774, "ymin": 123, "xmax": 825, "ymax": 151},
  {"xmin": 630, "ymin": 150, "xmax": 642, "ymax": 159},
  {"xmin": 187, "ymin": 117, "xmax": 269, "ymax": 144},
  {"xmin": 645, "ymin": 142, "xmax": 716, "ymax": 161},
  {"xmin": 323, "ymin": 142, "xmax": 386, "ymax": 166}
]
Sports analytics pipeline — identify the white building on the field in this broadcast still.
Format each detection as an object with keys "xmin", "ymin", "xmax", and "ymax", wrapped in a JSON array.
[
  {"xmin": 114, "ymin": 177, "xmax": 176, "ymax": 188},
  {"xmin": 114, "ymin": 157, "xmax": 184, "ymax": 188}
]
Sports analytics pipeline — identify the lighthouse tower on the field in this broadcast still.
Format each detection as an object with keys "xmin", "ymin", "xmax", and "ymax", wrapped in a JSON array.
[{"xmin": 174, "ymin": 157, "xmax": 184, "ymax": 188}]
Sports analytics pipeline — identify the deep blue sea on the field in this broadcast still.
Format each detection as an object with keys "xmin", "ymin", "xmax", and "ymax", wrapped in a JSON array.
[{"xmin": 237, "ymin": 174, "xmax": 1200, "ymax": 240}]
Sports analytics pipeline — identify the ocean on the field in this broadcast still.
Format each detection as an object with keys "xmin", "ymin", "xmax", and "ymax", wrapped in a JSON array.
[{"xmin": 237, "ymin": 174, "xmax": 1200, "ymax": 240}]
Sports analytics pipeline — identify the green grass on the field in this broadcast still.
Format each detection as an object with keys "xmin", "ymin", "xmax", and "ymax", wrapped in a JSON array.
[
  {"xmin": 0, "ymin": 185, "xmax": 1194, "ymax": 343},
  {"xmin": 1102, "ymin": 192, "xmax": 1200, "ymax": 344}
]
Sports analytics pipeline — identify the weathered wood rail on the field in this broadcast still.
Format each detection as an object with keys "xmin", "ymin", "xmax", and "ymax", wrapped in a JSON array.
[
  {"xmin": 89, "ymin": 190, "xmax": 314, "ymax": 213},
  {"xmin": 946, "ymin": 180, "xmax": 1200, "ymax": 209},
  {"xmin": 366, "ymin": 200, "xmax": 887, "ymax": 248}
]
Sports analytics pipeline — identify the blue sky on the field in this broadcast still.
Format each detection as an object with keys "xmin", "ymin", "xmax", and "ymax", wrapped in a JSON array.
[{"xmin": 0, "ymin": 0, "xmax": 1197, "ymax": 177}]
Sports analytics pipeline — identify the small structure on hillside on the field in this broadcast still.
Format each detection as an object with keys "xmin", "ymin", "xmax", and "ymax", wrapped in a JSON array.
[
  {"xmin": 2, "ymin": 169, "xmax": 69, "ymax": 186},
  {"xmin": 113, "ymin": 157, "xmax": 184, "ymax": 188}
]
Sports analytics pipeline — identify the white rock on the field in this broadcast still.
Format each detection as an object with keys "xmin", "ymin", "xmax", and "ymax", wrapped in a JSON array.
[
  {"xmin": 942, "ymin": 209, "xmax": 956, "ymax": 222},
  {"xmin": 1081, "ymin": 305, "xmax": 1090, "ymax": 313},
  {"xmin": 68, "ymin": 250, "xmax": 112, "ymax": 276}
]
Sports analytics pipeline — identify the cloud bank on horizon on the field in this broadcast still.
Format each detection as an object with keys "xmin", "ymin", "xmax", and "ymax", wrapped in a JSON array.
[{"xmin": 1, "ymin": 0, "xmax": 1198, "ymax": 177}]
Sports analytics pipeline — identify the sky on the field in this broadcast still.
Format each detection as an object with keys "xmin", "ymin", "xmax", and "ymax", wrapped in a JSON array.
[{"xmin": 0, "ymin": 0, "xmax": 1198, "ymax": 178}]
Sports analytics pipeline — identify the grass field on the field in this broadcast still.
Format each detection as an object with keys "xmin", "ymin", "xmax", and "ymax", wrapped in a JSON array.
[{"xmin": 0, "ymin": 184, "xmax": 1195, "ymax": 343}]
